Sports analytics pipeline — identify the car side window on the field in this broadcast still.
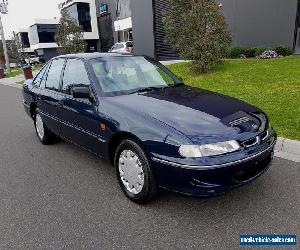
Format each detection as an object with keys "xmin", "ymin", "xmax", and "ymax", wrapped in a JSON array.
[
  {"xmin": 62, "ymin": 59, "xmax": 90, "ymax": 95},
  {"xmin": 40, "ymin": 63, "xmax": 52, "ymax": 88},
  {"xmin": 33, "ymin": 63, "xmax": 49, "ymax": 87},
  {"xmin": 39, "ymin": 63, "xmax": 51, "ymax": 89},
  {"xmin": 45, "ymin": 59, "xmax": 65, "ymax": 91}
]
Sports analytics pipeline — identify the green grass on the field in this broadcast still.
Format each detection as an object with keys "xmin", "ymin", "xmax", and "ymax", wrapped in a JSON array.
[
  {"xmin": 4, "ymin": 64, "xmax": 44, "ymax": 79},
  {"xmin": 32, "ymin": 64, "xmax": 44, "ymax": 72},
  {"xmin": 168, "ymin": 56, "xmax": 300, "ymax": 140},
  {"xmin": 4, "ymin": 68, "xmax": 22, "ymax": 78}
]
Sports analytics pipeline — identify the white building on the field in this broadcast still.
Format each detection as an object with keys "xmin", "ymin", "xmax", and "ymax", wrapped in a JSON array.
[
  {"xmin": 16, "ymin": 28, "xmax": 34, "ymax": 54},
  {"xmin": 28, "ymin": 19, "xmax": 59, "ymax": 61},
  {"xmin": 96, "ymin": 0, "xmax": 133, "ymax": 52},
  {"xmin": 59, "ymin": 0, "xmax": 100, "ymax": 52}
]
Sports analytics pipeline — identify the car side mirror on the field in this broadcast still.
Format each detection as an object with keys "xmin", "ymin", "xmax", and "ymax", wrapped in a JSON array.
[{"xmin": 72, "ymin": 86, "xmax": 91, "ymax": 99}]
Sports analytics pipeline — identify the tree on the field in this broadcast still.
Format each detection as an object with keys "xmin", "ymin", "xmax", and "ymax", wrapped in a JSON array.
[
  {"xmin": 163, "ymin": 0, "xmax": 231, "ymax": 73},
  {"xmin": 55, "ymin": 10, "xmax": 86, "ymax": 55},
  {"xmin": 7, "ymin": 33, "xmax": 26, "ymax": 65}
]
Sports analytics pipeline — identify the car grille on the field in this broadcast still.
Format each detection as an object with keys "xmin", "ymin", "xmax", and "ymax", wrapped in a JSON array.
[{"xmin": 242, "ymin": 129, "xmax": 271, "ymax": 148}]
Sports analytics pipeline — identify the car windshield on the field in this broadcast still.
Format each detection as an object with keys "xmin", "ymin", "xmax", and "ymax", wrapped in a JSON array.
[{"xmin": 90, "ymin": 56, "xmax": 183, "ymax": 96}]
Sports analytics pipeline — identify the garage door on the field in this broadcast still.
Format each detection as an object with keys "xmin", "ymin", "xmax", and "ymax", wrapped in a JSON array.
[{"xmin": 153, "ymin": 0, "xmax": 180, "ymax": 60}]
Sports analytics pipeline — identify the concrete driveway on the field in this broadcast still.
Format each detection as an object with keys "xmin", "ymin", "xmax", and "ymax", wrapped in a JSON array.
[{"xmin": 0, "ymin": 84, "xmax": 299, "ymax": 249}]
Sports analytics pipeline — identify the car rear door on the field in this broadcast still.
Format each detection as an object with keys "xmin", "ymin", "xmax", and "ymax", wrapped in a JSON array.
[
  {"xmin": 37, "ymin": 58, "xmax": 65, "ymax": 136},
  {"xmin": 58, "ymin": 58, "xmax": 106, "ymax": 156}
]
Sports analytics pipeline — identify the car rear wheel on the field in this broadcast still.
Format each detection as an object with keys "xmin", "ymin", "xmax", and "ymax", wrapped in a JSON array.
[
  {"xmin": 34, "ymin": 109, "xmax": 56, "ymax": 145},
  {"xmin": 114, "ymin": 139, "xmax": 158, "ymax": 204}
]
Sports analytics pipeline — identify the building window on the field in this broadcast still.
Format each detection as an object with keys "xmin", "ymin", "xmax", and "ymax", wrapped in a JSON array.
[
  {"xmin": 66, "ymin": 4, "xmax": 78, "ymax": 21},
  {"xmin": 36, "ymin": 24, "xmax": 57, "ymax": 43},
  {"xmin": 77, "ymin": 3, "xmax": 92, "ymax": 32},
  {"xmin": 38, "ymin": 31, "xmax": 56, "ymax": 43},
  {"xmin": 116, "ymin": 0, "xmax": 131, "ymax": 19},
  {"xmin": 128, "ymin": 29, "xmax": 133, "ymax": 41},
  {"xmin": 20, "ymin": 33, "xmax": 30, "ymax": 48}
]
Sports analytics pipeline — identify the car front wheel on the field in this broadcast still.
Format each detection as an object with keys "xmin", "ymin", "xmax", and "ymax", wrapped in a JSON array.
[{"xmin": 114, "ymin": 139, "xmax": 158, "ymax": 204}]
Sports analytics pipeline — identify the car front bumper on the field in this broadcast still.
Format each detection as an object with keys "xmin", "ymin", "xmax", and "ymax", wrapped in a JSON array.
[
  {"xmin": 23, "ymin": 101, "xmax": 31, "ymax": 118},
  {"xmin": 151, "ymin": 139, "xmax": 276, "ymax": 197}
]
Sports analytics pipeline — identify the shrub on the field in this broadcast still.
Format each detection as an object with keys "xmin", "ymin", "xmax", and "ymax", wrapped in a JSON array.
[
  {"xmin": 255, "ymin": 47, "xmax": 271, "ymax": 57},
  {"xmin": 226, "ymin": 46, "xmax": 292, "ymax": 59},
  {"xmin": 226, "ymin": 46, "xmax": 244, "ymax": 58},
  {"xmin": 163, "ymin": 0, "xmax": 231, "ymax": 73},
  {"xmin": 243, "ymin": 47, "xmax": 256, "ymax": 58},
  {"xmin": 226, "ymin": 47, "xmax": 261, "ymax": 58},
  {"xmin": 273, "ymin": 46, "xmax": 292, "ymax": 56}
]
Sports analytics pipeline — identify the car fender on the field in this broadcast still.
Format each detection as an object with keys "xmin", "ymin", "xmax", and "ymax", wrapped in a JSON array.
[{"xmin": 101, "ymin": 102, "xmax": 193, "ymax": 159}]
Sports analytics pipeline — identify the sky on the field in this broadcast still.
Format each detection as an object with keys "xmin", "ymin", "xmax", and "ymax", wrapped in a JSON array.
[{"xmin": 1, "ymin": 0, "xmax": 62, "ymax": 39}]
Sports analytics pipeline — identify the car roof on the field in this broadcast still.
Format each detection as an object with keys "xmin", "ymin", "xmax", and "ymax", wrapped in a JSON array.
[{"xmin": 55, "ymin": 52, "xmax": 136, "ymax": 60}]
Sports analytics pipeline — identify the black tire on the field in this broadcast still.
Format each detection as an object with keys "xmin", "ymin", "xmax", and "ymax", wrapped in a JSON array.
[
  {"xmin": 34, "ymin": 109, "xmax": 56, "ymax": 145},
  {"xmin": 114, "ymin": 139, "xmax": 158, "ymax": 204}
]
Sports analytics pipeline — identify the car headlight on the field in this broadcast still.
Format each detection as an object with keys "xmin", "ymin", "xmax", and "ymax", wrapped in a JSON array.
[{"xmin": 179, "ymin": 140, "xmax": 240, "ymax": 158}]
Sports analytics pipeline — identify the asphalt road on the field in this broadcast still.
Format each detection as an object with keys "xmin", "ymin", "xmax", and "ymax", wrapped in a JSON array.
[{"xmin": 0, "ymin": 84, "xmax": 299, "ymax": 250}]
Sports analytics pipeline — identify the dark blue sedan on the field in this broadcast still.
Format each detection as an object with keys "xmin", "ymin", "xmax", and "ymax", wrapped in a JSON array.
[{"xmin": 22, "ymin": 53, "xmax": 276, "ymax": 203}]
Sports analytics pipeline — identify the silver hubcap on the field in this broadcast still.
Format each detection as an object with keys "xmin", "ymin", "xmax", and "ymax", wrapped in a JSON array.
[
  {"xmin": 35, "ymin": 114, "xmax": 45, "ymax": 139},
  {"xmin": 118, "ymin": 150, "xmax": 145, "ymax": 195}
]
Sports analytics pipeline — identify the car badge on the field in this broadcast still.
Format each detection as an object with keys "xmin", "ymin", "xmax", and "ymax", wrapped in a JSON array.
[{"xmin": 252, "ymin": 124, "xmax": 259, "ymax": 130}]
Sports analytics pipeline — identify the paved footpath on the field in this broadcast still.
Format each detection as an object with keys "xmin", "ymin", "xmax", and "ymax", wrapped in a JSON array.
[
  {"xmin": 0, "ymin": 74, "xmax": 24, "ymax": 89},
  {"xmin": 0, "ymin": 82, "xmax": 299, "ymax": 249}
]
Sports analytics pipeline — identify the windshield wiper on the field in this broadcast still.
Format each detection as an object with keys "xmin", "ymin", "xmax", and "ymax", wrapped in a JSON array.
[
  {"xmin": 128, "ymin": 83, "xmax": 184, "ymax": 95},
  {"xmin": 168, "ymin": 82, "xmax": 184, "ymax": 87},
  {"xmin": 128, "ymin": 86, "xmax": 166, "ymax": 94}
]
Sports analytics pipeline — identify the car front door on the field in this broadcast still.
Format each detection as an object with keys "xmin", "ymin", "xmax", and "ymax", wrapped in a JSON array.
[
  {"xmin": 37, "ymin": 58, "xmax": 65, "ymax": 136},
  {"xmin": 58, "ymin": 58, "xmax": 106, "ymax": 156}
]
